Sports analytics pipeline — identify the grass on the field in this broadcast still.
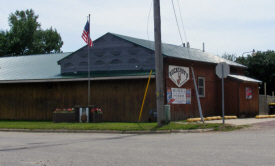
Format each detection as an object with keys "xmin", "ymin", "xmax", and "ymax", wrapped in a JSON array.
[{"xmin": 0, "ymin": 120, "xmax": 247, "ymax": 132}]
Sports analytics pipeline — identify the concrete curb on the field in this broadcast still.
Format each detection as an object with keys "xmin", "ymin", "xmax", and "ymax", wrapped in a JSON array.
[
  {"xmin": 0, "ymin": 128, "xmax": 214, "ymax": 134},
  {"xmin": 255, "ymin": 115, "xmax": 275, "ymax": 119}
]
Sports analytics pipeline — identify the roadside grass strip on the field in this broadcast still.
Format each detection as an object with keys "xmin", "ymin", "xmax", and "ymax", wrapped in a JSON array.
[{"xmin": 0, "ymin": 121, "xmax": 228, "ymax": 131}]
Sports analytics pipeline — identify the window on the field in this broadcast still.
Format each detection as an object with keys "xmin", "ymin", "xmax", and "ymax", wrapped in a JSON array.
[{"xmin": 198, "ymin": 77, "xmax": 205, "ymax": 97}]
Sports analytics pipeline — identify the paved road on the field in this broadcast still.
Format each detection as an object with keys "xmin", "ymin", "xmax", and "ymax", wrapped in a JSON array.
[{"xmin": 1, "ymin": 122, "xmax": 275, "ymax": 166}]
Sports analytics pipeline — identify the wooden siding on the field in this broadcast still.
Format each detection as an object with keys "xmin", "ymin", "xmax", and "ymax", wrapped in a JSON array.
[
  {"xmin": 215, "ymin": 79, "xmax": 260, "ymax": 117},
  {"xmin": 164, "ymin": 57, "xmax": 256, "ymax": 120},
  {"xmin": 0, "ymin": 79, "xmax": 156, "ymax": 122},
  {"xmin": 239, "ymin": 83, "xmax": 259, "ymax": 117},
  {"xmin": 0, "ymin": 57, "xmax": 259, "ymax": 122},
  {"xmin": 164, "ymin": 58, "xmax": 219, "ymax": 120},
  {"xmin": 215, "ymin": 79, "xmax": 240, "ymax": 117}
]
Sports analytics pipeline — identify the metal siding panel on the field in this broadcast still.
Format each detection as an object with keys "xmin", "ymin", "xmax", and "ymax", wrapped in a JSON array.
[{"xmin": 59, "ymin": 33, "xmax": 155, "ymax": 74}]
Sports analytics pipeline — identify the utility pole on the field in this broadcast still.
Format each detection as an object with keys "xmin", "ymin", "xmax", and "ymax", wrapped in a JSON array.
[{"xmin": 153, "ymin": 0, "xmax": 165, "ymax": 126}]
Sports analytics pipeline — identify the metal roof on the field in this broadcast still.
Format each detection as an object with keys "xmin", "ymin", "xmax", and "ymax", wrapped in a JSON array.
[
  {"xmin": 0, "ymin": 33, "xmax": 251, "ymax": 83},
  {"xmin": 0, "ymin": 52, "xmax": 154, "ymax": 83},
  {"xmin": 228, "ymin": 74, "xmax": 262, "ymax": 83},
  {"xmin": 111, "ymin": 33, "xmax": 247, "ymax": 68},
  {"xmin": 0, "ymin": 53, "xmax": 71, "ymax": 82}
]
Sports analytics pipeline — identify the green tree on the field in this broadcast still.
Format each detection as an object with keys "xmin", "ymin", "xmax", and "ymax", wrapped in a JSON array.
[
  {"xmin": 235, "ymin": 50, "xmax": 275, "ymax": 95},
  {"xmin": 0, "ymin": 30, "xmax": 9, "ymax": 55},
  {"xmin": 219, "ymin": 52, "xmax": 237, "ymax": 61},
  {"xmin": 0, "ymin": 9, "xmax": 63, "ymax": 56}
]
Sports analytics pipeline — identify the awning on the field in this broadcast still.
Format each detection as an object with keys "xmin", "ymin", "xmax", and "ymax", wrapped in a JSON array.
[{"xmin": 228, "ymin": 74, "xmax": 262, "ymax": 83}]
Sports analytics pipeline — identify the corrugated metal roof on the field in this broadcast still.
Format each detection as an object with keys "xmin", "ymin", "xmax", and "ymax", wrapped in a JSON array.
[
  {"xmin": 111, "ymin": 33, "xmax": 247, "ymax": 68},
  {"xmin": 0, "ymin": 53, "xmax": 71, "ymax": 81},
  {"xmin": 228, "ymin": 74, "xmax": 262, "ymax": 83},
  {"xmin": 0, "ymin": 52, "xmax": 154, "ymax": 82},
  {"xmin": 0, "ymin": 33, "xmax": 250, "ymax": 83}
]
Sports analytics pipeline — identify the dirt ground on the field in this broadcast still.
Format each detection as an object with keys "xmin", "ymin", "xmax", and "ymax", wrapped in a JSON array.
[{"xmin": 242, "ymin": 119, "xmax": 275, "ymax": 131}]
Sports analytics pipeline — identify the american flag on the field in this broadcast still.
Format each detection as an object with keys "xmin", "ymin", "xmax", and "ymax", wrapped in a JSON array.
[{"xmin": 82, "ymin": 21, "xmax": 93, "ymax": 47}]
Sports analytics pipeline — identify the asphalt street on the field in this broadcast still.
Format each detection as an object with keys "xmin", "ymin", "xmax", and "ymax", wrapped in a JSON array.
[{"xmin": 1, "ymin": 121, "xmax": 275, "ymax": 166}]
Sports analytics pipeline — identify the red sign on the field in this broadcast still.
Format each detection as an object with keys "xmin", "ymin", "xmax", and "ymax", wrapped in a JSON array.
[{"xmin": 246, "ymin": 87, "xmax": 252, "ymax": 99}]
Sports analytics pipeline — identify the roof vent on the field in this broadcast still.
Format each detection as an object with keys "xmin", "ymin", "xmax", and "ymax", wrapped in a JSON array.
[
  {"xmin": 182, "ymin": 43, "xmax": 185, "ymax": 47},
  {"xmin": 187, "ymin": 42, "xmax": 190, "ymax": 48}
]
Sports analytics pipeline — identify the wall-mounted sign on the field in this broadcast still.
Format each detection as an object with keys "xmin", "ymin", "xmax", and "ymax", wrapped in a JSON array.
[
  {"xmin": 246, "ymin": 87, "xmax": 252, "ymax": 99},
  {"xmin": 167, "ymin": 88, "xmax": 172, "ymax": 104},
  {"xmin": 186, "ymin": 88, "xmax": 191, "ymax": 104},
  {"xmin": 171, "ymin": 88, "xmax": 186, "ymax": 104},
  {"xmin": 169, "ymin": 65, "xmax": 189, "ymax": 87},
  {"xmin": 167, "ymin": 87, "xmax": 191, "ymax": 104}
]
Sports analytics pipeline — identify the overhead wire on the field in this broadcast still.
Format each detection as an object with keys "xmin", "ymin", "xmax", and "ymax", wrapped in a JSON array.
[
  {"xmin": 171, "ymin": 0, "xmax": 191, "ymax": 58},
  {"xmin": 146, "ymin": 1, "xmax": 191, "ymax": 58},
  {"xmin": 145, "ymin": 0, "xmax": 183, "ymax": 55},
  {"xmin": 176, "ymin": 0, "xmax": 188, "ymax": 43},
  {"xmin": 171, "ymin": 0, "xmax": 184, "ymax": 45},
  {"xmin": 147, "ymin": 1, "xmax": 153, "ymax": 50}
]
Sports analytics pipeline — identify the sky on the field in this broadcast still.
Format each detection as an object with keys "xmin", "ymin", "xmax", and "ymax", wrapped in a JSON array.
[{"xmin": 1, "ymin": 0, "xmax": 274, "ymax": 57}]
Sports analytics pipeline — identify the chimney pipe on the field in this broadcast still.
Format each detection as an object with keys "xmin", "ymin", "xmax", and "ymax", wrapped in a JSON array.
[
  {"xmin": 203, "ymin": 43, "xmax": 205, "ymax": 52},
  {"xmin": 183, "ymin": 43, "xmax": 185, "ymax": 47},
  {"xmin": 187, "ymin": 42, "xmax": 190, "ymax": 48}
]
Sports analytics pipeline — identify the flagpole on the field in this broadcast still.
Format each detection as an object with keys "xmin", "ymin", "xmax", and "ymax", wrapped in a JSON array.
[{"xmin": 88, "ymin": 14, "xmax": 91, "ymax": 106}]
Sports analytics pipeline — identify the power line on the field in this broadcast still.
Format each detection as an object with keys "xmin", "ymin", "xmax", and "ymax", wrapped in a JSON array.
[
  {"xmin": 172, "ymin": 0, "xmax": 191, "ymax": 58},
  {"xmin": 176, "ymin": 0, "xmax": 188, "ymax": 43},
  {"xmin": 171, "ymin": 0, "xmax": 184, "ymax": 45},
  {"xmin": 145, "ymin": 1, "xmax": 185, "ymax": 55},
  {"xmin": 147, "ymin": 1, "xmax": 153, "ymax": 49}
]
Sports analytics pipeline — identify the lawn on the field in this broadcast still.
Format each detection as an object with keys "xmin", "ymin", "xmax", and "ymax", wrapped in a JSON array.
[{"xmin": 0, "ymin": 121, "xmax": 245, "ymax": 131}]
